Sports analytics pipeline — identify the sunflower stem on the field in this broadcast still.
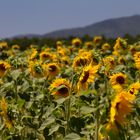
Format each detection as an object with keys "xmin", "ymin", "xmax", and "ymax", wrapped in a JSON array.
[
  {"xmin": 95, "ymin": 92, "xmax": 99, "ymax": 140},
  {"xmin": 66, "ymin": 97, "xmax": 71, "ymax": 135}
]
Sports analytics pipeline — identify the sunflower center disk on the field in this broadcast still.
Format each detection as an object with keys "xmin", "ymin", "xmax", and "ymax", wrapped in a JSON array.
[
  {"xmin": 81, "ymin": 71, "xmax": 89, "ymax": 83},
  {"xmin": 49, "ymin": 65, "xmax": 57, "ymax": 72},
  {"xmin": 58, "ymin": 87, "xmax": 69, "ymax": 95},
  {"xmin": 0, "ymin": 64, "xmax": 6, "ymax": 71},
  {"xmin": 116, "ymin": 76, "xmax": 125, "ymax": 84}
]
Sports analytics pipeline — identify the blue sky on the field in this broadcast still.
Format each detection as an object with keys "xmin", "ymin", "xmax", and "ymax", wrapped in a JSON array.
[{"xmin": 0, "ymin": 0, "xmax": 140, "ymax": 38}]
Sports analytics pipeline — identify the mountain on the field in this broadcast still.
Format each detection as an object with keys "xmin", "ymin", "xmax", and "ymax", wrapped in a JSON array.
[{"xmin": 12, "ymin": 15, "xmax": 140, "ymax": 39}]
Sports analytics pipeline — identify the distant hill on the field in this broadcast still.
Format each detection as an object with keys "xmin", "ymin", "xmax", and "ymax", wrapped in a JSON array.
[{"xmin": 12, "ymin": 15, "xmax": 140, "ymax": 38}]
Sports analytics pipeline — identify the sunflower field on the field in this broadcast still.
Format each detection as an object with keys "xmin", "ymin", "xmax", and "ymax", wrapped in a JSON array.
[{"xmin": 0, "ymin": 36, "xmax": 140, "ymax": 140}]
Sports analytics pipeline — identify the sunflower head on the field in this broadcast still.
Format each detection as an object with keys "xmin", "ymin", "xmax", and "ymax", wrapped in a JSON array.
[
  {"xmin": 127, "ymin": 82, "xmax": 140, "ymax": 95},
  {"xmin": 85, "ymin": 41, "xmax": 93, "ymax": 49},
  {"xmin": 56, "ymin": 41, "xmax": 63, "ymax": 47},
  {"xmin": 29, "ymin": 61, "xmax": 44, "ymax": 78},
  {"xmin": 50, "ymin": 78, "xmax": 71, "ymax": 98},
  {"xmin": 45, "ymin": 63, "xmax": 60, "ymax": 79},
  {"xmin": 102, "ymin": 43, "xmax": 110, "ymax": 51},
  {"xmin": 12, "ymin": 45, "xmax": 20, "ymax": 50},
  {"xmin": 93, "ymin": 36, "xmax": 102, "ymax": 45},
  {"xmin": 0, "ymin": 61, "xmax": 11, "ymax": 78},
  {"xmin": 77, "ymin": 64, "xmax": 99, "ymax": 90},
  {"xmin": 0, "ymin": 41, "xmax": 8, "ymax": 50},
  {"xmin": 40, "ymin": 51, "xmax": 53, "ymax": 62},
  {"xmin": 110, "ymin": 91, "xmax": 132, "ymax": 125},
  {"xmin": 72, "ymin": 38, "xmax": 82, "ymax": 47},
  {"xmin": 0, "ymin": 97, "xmax": 13, "ymax": 129},
  {"xmin": 29, "ymin": 48, "xmax": 38, "ymax": 61},
  {"xmin": 109, "ymin": 73, "xmax": 127, "ymax": 91}
]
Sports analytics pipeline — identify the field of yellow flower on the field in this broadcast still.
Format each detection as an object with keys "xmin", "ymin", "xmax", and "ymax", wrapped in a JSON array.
[{"xmin": 0, "ymin": 36, "xmax": 140, "ymax": 140}]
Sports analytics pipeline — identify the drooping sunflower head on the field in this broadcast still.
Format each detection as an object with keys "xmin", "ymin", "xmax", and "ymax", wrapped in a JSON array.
[
  {"xmin": 0, "ymin": 61, "xmax": 11, "ymax": 78},
  {"xmin": 45, "ymin": 63, "xmax": 60, "ymax": 79},
  {"xmin": 109, "ymin": 73, "xmax": 127, "ymax": 90},
  {"xmin": 77, "ymin": 64, "xmax": 99, "ymax": 90},
  {"xmin": 110, "ymin": 91, "xmax": 132, "ymax": 125},
  {"xmin": 29, "ymin": 61, "xmax": 44, "ymax": 78},
  {"xmin": 29, "ymin": 48, "xmax": 38, "ymax": 61},
  {"xmin": 0, "ymin": 97, "xmax": 13, "ymax": 129},
  {"xmin": 113, "ymin": 37, "xmax": 122, "ymax": 51},
  {"xmin": 72, "ymin": 38, "xmax": 82, "ymax": 47},
  {"xmin": 134, "ymin": 51, "xmax": 140, "ymax": 60},
  {"xmin": 50, "ymin": 78, "xmax": 71, "ymax": 98}
]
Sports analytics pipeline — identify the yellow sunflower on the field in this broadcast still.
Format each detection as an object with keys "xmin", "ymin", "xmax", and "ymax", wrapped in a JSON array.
[
  {"xmin": 29, "ymin": 48, "xmax": 38, "ymax": 61},
  {"xmin": 0, "ymin": 61, "xmax": 11, "ymax": 78},
  {"xmin": 40, "ymin": 51, "xmax": 53, "ymax": 62},
  {"xmin": 102, "ymin": 43, "xmax": 110, "ymax": 51},
  {"xmin": 45, "ymin": 63, "xmax": 60, "ymax": 79},
  {"xmin": 134, "ymin": 52, "xmax": 140, "ymax": 70},
  {"xmin": 56, "ymin": 41, "xmax": 62, "ymax": 47},
  {"xmin": 0, "ymin": 97, "xmax": 13, "ymax": 129},
  {"xmin": 118, "ymin": 56, "xmax": 126, "ymax": 64},
  {"xmin": 127, "ymin": 82, "xmax": 140, "ymax": 95},
  {"xmin": 110, "ymin": 91, "xmax": 133, "ymax": 125},
  {"xmin": 0, "ymin": 41, "xmax": 8, "ymax": 50},
  {"xmin": 84, "ymin": 41, "xmax": 93, "ymax": 49},
  {"xmin": 28, "ymin": 61, "xmax": 44, "ymax": 78},
  {"xmin": 109, "ymin": 73, "xmax": 127, "ymax": 91},
  {"xmin": 12, "ymin": 45, "xmax": 20, "ymax": 50},
  {"xmin": 93, "ymin": 36, "xmax": 102, "ymax": 45},
  {"xmin": 77, "ymin": 64, "xmax": 99, "ymax": 90},
  {"xmin": 50, "ymin": 78, "xmax": 71, "ymax": 98},
  {"xmin": 72, "ymin": 38, "xmax": 82, "ymax": 47}
]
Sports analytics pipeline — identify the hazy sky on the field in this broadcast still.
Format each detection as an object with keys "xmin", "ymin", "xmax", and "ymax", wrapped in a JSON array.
[{"xmin": 0, "ymin": 0, "xmax": 140, "ymax": 38}]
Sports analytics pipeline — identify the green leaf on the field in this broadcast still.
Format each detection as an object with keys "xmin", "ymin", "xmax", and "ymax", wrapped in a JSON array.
[
  {"xmin": 80, "ymin": 106, "xmax": 96, "ymax": 115},
  {"xmin": 48, "ymin": 124, "xmax": 59, "ymax": 135},
  {"xmin": 38, "ymin": 117, "xmax": 55, "ymax": 131},
  {"xmin": 11, "ymin": 69, "xmax": 21, "ymax": 80},
  {"xmin": 64, "ymin": 133, "xmax": 81, "ymax": 140}
]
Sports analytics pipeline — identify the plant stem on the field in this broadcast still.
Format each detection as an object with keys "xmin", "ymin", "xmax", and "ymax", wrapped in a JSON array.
[{"xmin": 95, "ymin": 92, "xmax": 99, "ymax": 140}]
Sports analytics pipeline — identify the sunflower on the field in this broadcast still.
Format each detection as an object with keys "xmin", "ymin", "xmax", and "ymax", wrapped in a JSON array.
[
  {"xmin": 118, "ymin": 56, "xmax": 126, "ymax": 64},
  {"xmin": 93, "ymin": 36, "xmax": 102, "ymax": 45},
  {"xmin": 40, "ymin": 51, "xmax": 53, "ymax": 62},
  {"xmin": 50, "ymin": 78, "xmax": 71, "ymax": 98},
  {"xmin": 72, "ymin": 38, "xmax": 82, "ymax": 47},
  {"xmin": 0, "ymin": 97, "xmax": 13, "ymax": 129},
  {"xmin": 73, "ymin": 55, "xmax": 91, "ymax": 68},
  {"xmin": 29, "ymin": 48, "xmax": 38, "ymax": 61},
  {"xmin": 109, "ymin": 73, "xmax": 127, "ymax": 91},
  {"xmin": 0, "ymin": 41, "xmax": 8, "ymax": 50},
  {"xmin": 29, "ymin": 61, "xmax": 44, "ymax": 78},
  {"xmin": 110, "ymin": 91, "xmax": 133, "ymax": 125},
  {"xmin": 127, "ymin": 82, "xmax": 140, "ymax": 95},
  {"xmin": 45, "ymin": 63, "xmax": 60, "ymax": 79},
  {"xmin": 12, "ymin": 45, "xmax": 20, "ymax": 50},
  {"xmin": 56, "ymin": 41, "xmax": 62, "ymax": 47},
  {"xmin": 113, "ymin": 37, "xmax": 121, "ymax": 51},
  {"xmin": 101, "ymin": 43, "xmax": 110, "ymax": 51},
  {"xmin": 85, "ymin": 41, "xmax": 93, "ymax": 49},
  {"xmin": 77, "ymin": 64, "xmax": 99, "ymax": 90},
  {"xmin": 134, "ymin": 52, "xmax": 140, "ymax": 70},
  {"xmin": 0, "ymin": 61, "xmax": 11, "ymax": 78}
]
